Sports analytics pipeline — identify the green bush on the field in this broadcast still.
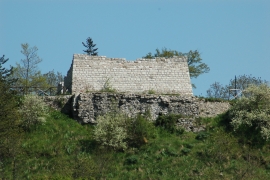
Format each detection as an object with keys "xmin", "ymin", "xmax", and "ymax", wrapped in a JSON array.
[
  {"xmin": 127, "ymin": 114, "xmax": 157, "ymax": 148},
  {"xmin": 181, "ymin": 148, "xmax": 191, "ymax": 155},
  {"xmin": 93, "ymin": 113, "xmax": 129, "ymax": 151},
  {"xmin": 155, "ymin": 114, "xmax": 184, "ymax": 134},
  {"xmin": 228, "ymin": 84, "xmax": 270, "ymax": 140},
  {"xmin": 19, "ymin": 95, "xmax": 49, "ymax": 131},
  {"xmin": 195, "ymin": 132, "xmax": 209, "ymax": 141},
  {"xmin": 164, "ymin": 147, "xmax": 178, "ymax": 157},
  {"xmin": 124, "ymin": 155, "xmax": 138, "ymax": 165}
]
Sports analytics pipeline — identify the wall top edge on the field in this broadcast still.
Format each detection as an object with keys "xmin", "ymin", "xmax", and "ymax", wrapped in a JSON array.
[
  {"xmin": 78, "ymin": 92, "xmax": 194, "ymax": 98},
  {"xmin": 73, "ymin": 54, "xmax": 187, "ymax": 62}
]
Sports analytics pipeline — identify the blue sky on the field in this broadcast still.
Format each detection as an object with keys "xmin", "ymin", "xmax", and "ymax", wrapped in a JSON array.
[{"xmin": 1, "ymin": 0, "xmax": 269, "ymax": 96}]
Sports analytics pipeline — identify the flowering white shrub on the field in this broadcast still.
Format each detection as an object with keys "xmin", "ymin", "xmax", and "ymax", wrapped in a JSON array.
[
  {"xmin": 19, "ymin": 95, "xmax": 49, "ymax": 130},
  {"xmin": 93, "ymin": 113, "xmax": 128, "ymax": 151},
  {"xmin": 229, "ymin": 84, "xmax": 270, "ymax": 140}
]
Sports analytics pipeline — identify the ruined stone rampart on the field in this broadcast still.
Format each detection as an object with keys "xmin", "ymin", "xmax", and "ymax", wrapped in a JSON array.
[
  {"xmin": 44, "ymin": 93, "xmax": 230, "ymax": 126},
  {"xmin": 64, "ymin": 54, "xmax": 193, "ymax": 95}
]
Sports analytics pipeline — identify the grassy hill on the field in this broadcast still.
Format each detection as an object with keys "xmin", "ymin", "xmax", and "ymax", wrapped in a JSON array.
[{"xmin": 2, "ymin": 109, "xmax": 270, "ymax": 179}]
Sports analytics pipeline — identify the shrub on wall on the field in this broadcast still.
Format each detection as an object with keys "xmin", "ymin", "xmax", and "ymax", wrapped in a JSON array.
[
  {"xmin": 19, "ymin": 95, "xmax": 49, "ymax": 131},
  {"xmin": 228, "ymin": 84, "xmax": 270, "ymax": 140},
  {"xmin": 100, "ymin": 78, "xmax": 116, "ymax": 93},
  {"xmin": 148, "ymin": 89, "xmax": 155, "ymax": 94}
]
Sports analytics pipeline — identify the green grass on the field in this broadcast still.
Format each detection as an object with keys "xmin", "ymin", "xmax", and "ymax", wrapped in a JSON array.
[
  {"xmin": 2, "ymin": 110, "xmax": 270, "ymax": 179},
  {"xmin": 196, "ymin": 96, "xmax": 230, "ymax": 102}
]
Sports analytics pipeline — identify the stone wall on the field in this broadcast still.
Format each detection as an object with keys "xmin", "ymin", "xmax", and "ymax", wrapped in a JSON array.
[
  {"xmin": 44, "ymin": 93, "xmax": 230, "ymax": 132},
  {"xmin": 64, "ymin": 54, "xmax": 193, "ymax": 95},
  {"xmin": 64, "ymin": 63, "xmax": 73, "ymax": 93},
  {"xmin": 72, "ymin": 93, "xmax": 230, "ymax": 124},
  {"xmin": 43, "ymin": 95, "xmax": 73, "ymax": 116}
]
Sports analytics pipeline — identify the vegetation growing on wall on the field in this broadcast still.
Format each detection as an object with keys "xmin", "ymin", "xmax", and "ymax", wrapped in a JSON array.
[{"xmin": 100, "ymin": 77, "xmax": 116, "ymax": 93}]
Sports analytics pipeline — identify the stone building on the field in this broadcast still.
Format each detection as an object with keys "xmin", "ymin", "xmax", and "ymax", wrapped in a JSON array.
[{"xmin": 64, "ymin": 54, "xmax": 193, "ymax": 95}]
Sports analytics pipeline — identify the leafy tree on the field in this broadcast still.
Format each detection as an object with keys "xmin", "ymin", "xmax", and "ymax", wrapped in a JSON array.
[
  {"xmin": 152, "ymin": 48, "xmax": 179, "ymax": 59},
  {"xmin": 0, "ymin": 55, "xmax": 16, "ymax": 83},
  {"xmin": 143, "ymin": 48, "xmax": 210, "ymax": 87},
  {"xmin": 20, "ymin": 43, "xmax": 42, "ymax": 86},
  {"xmin": 10, "ymin": 43, "xmax": 47, "ymax": 93},
  {"xmin": 185, "ymin": 50, "xmax": 210, "ymax": 79},
  {"xmin": 207, "ymin": 75, "xmax": 268, "ymax": 99},
  {"xmin": 143, "ymin": 52, "xmax": 154, "ymax": 59},
  {"xmin": 82, "ymin": 37, "xmax": 98, "ymax": 56},
  {"xmin": 206, "ymin": 82, "xmax": 228, "ymax": 99},
  {"xmin": 11, "ymin": 67, "xmax": 48, "ymax": 94},
  {"xmin": 228, "ymin": 84, "xmax": 270, "ymax": 140},
  {"xmin": 43, "ymin": 70, "xmax": 64, "ymax": 87}
]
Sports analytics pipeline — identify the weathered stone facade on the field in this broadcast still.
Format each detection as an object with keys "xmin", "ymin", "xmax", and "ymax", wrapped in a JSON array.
[
  {"xmin": 44, "ymin": 93, "xmax": 230, "ymax": 126},
  {"xmin": 74, "ymin": 93, "xmax": 230, "ymax": 124},
  {"xmin": 64, "ymin": 54, "xmax": 193, "ymax": 95}
]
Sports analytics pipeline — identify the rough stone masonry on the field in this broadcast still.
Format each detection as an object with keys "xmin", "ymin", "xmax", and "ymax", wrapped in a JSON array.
[
  {"xmin": 44, "ymin": 93, "xmax": 230, "ymax": 132},
  {"xmin": 64, "ymin": 54, "xmax": 193, "ymax": 95}
]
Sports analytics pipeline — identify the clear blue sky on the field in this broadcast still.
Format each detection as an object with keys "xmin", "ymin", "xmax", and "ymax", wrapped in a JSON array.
[{"xmin": 1, "ymin": 0, "xmax": 269, "ymax": 96}]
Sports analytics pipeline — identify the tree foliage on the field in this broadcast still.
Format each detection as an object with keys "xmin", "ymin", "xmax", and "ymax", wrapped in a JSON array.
[
  {"xmin": 0, "ymin": 79, "xmax": 22, "ymax": 176},
  {"xmin": 82, "ymin": 37, "xmax": 98, "ymax": 56},
  {"xmin": 7, "ymin": 44, "xmax": 64, "ymax": 95},
  {"xmin": 0, "ymin": 55, "xmax": 12, "ymax": 79},
  {"xmin": 228, "ymin": 84, "xmax": 270, "ymax": 140},
  {"xmin": 12, "ymin": 68, "xmax": 47, "ymax": 87},
  {"xmin": 143, "ymin": 48, "xmax": 210, "ymax": 79},
  {"xmin": 0, "ymin": 55, "xmax": 16, "ymax": 84},
  {"xmin": 206, "ymin": 82, "xmax": 228, "ymax": 99},
  {"xmin": 10, "ymin": 43, "xmax": 47, "ymax": 92},
  {"xmin": 43, "ymin": 70, "xmax": 64, "ymax": 87},
  {"xmin": 20, "ymin": 43, "xmax": 42, "ymax": 85},
  {"xmin": 7, "ymin": 43, "xmax": 51, "ymax": 94},
  {"xmin": 207, "ymin": 75, "xmax": 268, "ymax": 99}
]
